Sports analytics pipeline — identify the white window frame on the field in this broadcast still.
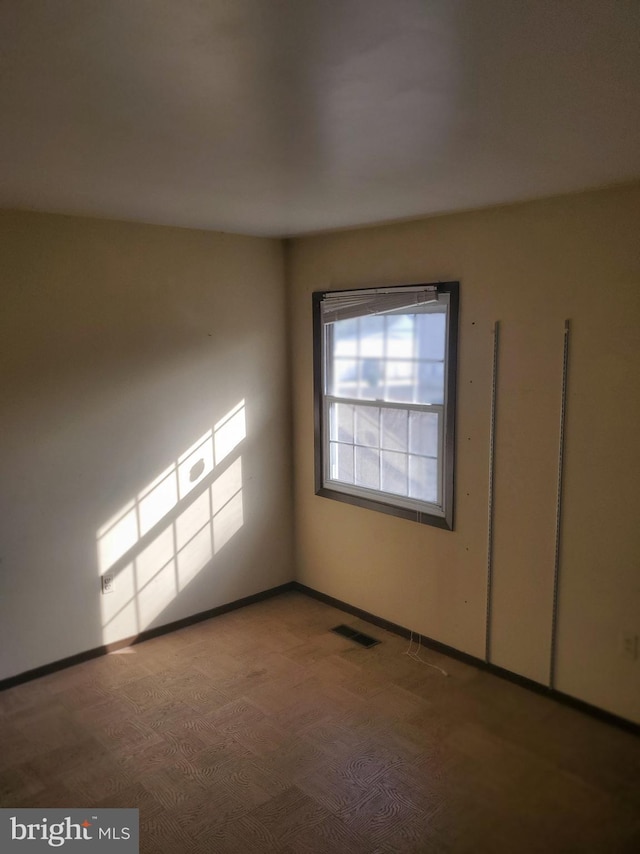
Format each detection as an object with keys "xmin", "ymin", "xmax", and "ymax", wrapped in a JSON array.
[{"xmin": 313, "ymin": 282, "xmax": 458, "ymax": 530}]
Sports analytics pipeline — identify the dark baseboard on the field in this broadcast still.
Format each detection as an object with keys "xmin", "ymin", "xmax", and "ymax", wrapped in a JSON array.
[
  {"xmin": 2, "ymin": 578, "xmax": 637, "ymax": 736},
  {"xmin": 293, "ymin": 582, "xmax": 640, "ymax": 736},
  {"xmin": 0, "ymin": 581, "xmax": 296, "ymax": 692}
]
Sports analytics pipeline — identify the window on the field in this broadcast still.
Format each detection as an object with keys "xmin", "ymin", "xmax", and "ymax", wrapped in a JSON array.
[{"xmin": 313, "ymin": 282, "xmax": 458, "ymax": 529}]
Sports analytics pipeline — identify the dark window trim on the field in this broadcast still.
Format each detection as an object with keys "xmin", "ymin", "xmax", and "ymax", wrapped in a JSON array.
[{"xmin": 313, "ymin": 281, "xmax": 459, "ymax": 530}]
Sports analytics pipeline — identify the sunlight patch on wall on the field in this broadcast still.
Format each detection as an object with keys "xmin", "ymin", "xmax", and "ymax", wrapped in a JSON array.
[
  {"xmin": 98, "ymin": 401, "xmax": 246, "ymax": 645},
  {"xmin": 136, "ymin": 527, "xmax": 177, "ymax": 628},
  {"xmin": 177, "ymin": 489, "xmax": 213, "ymax": 591},
  {"xmin": 212, "ymin": 457, "xmax": 244, "ymax": 553},
  {"xmin": 178, "ymin": 430, "xmax": 214, "ymax": 501},
  {"xmin": 214, "ymin": 400, "xmax": 246, "ymax": 465},
  {"xmin": 97, "ymin": 501, "xmax": 138, "ymax": 576},
  {"xmin": 139, "ymin": 465, "xmax": 178, "ymax": 537}
]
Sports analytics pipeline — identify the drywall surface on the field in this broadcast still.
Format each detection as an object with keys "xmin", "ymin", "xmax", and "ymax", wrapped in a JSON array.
[
  {"xmin": 0, "ymin": 211, "xmax": 293, "ymax": 679},
  {"xmin": 287, "ymin": 183, "xmax": 640, "ymax": 723}
]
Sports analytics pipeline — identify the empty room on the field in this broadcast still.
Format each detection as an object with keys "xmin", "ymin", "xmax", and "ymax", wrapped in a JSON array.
[{"xmin": 1, "ymin": 1, "xmax": 639, "ymax": 852}]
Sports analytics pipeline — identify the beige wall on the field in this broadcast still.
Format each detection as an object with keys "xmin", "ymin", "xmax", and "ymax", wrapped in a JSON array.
[
  {"xmin": 0, "ymin": 211, "xmax": 293, "ymax": 680},
  {"xmin": 287, "ymin": 183, "xmax": 640, "ymax": 724}
]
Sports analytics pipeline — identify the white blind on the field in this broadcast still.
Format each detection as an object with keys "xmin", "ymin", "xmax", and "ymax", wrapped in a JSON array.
[{"xmin": 321, "ymin": 286, "xmax": 440, "ymax": 324}]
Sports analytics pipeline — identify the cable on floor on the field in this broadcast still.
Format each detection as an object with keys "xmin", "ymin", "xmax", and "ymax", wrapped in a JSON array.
[{"xmin": 404, "ymin": 631, "xmax": 449, "ymax": 676}]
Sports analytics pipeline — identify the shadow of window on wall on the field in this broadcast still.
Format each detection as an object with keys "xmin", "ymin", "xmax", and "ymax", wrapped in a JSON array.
[{"xmin": 97, "ymin": 400, "xmax": 246, "ymax": 645}]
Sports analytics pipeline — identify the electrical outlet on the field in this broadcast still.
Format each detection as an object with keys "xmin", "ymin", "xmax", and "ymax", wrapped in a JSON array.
[
  {"xmin": 620, "ymin": 632, "xmax": 638, "ymax": 661},
  {"xmin": 101, "ymin": 573, "xmax": 115, "ymax": 594}
]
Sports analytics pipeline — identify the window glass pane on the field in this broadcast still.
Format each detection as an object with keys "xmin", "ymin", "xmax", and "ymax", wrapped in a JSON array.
[
  {"xmin": 330, "ymin": 442, "xmax": 354, "ymax": 484},
  {"xmin": 360, "ymin": 358, "xmax": 384, "ymax": 397},
  {"xmin": 381, "ymin": 451, "xmax": 408, "ymax": 496},
  {"xmin": 416, "ymin": 312, "xmax": 446, "ymax": 360},
  {"xmin": 359, "ymin": 315, "xmax": 385, "ymax": 356},
  {"xmin": 334, "ymin": 318, "xmax": 358, "ymax": 356},
  {"xmin": 386, "ymin": 315, "xmax": 415, "ymax": 358},
  {"xmin": 384, "ymin": 360, "xmax": 415, "ymax": 402},
  {"xmin": 355, "ymin": 446, "xmax": 380, "ymax": 490},
  {"xmin": 379, "ymin": 361, "xmax": 444, "ymax": 405},
  {"xmin": 416, "ymin": 362, "xmax": 445, "ymax": 404},
  {"xmin": 331, "ymin": 402, "xmax": 354, "ymax": 443},
  {"xmin": 409, "ymin": 411, "xmax": 439, "ymax": 457},
  {"xmin": 409, "ymin": 456, "xmax": 439, "ymax": 504},
  {"xmin": 354, "ymin": 405, "xmax": 379, "ymax": 448},
  {"xmin": 381, "ymin": 408, "xmax": 408, "ymax": 452},
  {"xmin": 329, "ymin": 310, "xmax": 445, "ymax": 405},
  {"xmin": 331, "ymin": 358, "xmax": 358, "ymax": 397}
]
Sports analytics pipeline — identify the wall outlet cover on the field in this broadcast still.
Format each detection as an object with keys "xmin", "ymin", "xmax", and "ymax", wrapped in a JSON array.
[{"xmin": 101, "ymin": 574, "xmax": 115, "ymax": 594}]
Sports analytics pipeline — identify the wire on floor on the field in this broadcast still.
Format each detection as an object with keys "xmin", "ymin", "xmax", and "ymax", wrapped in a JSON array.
[{"xmin": 404, "ymin": 631, "xmax": 449, "ymax": 676}]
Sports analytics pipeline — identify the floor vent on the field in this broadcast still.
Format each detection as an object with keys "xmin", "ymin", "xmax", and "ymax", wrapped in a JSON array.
[{"xmin": 331, "ymin": 624, "xmax": 380, "ymax": 648}]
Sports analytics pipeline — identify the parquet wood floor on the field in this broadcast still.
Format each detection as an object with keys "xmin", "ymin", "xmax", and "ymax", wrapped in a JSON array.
[{"xmin": 1, "ymin": 591, "xmax": 639, "ymax": 852}]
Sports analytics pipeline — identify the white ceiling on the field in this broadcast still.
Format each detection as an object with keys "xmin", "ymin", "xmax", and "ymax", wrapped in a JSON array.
[{"xmin": 1, "ymin": 0, "xmax": 639, "ymax": 237}]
